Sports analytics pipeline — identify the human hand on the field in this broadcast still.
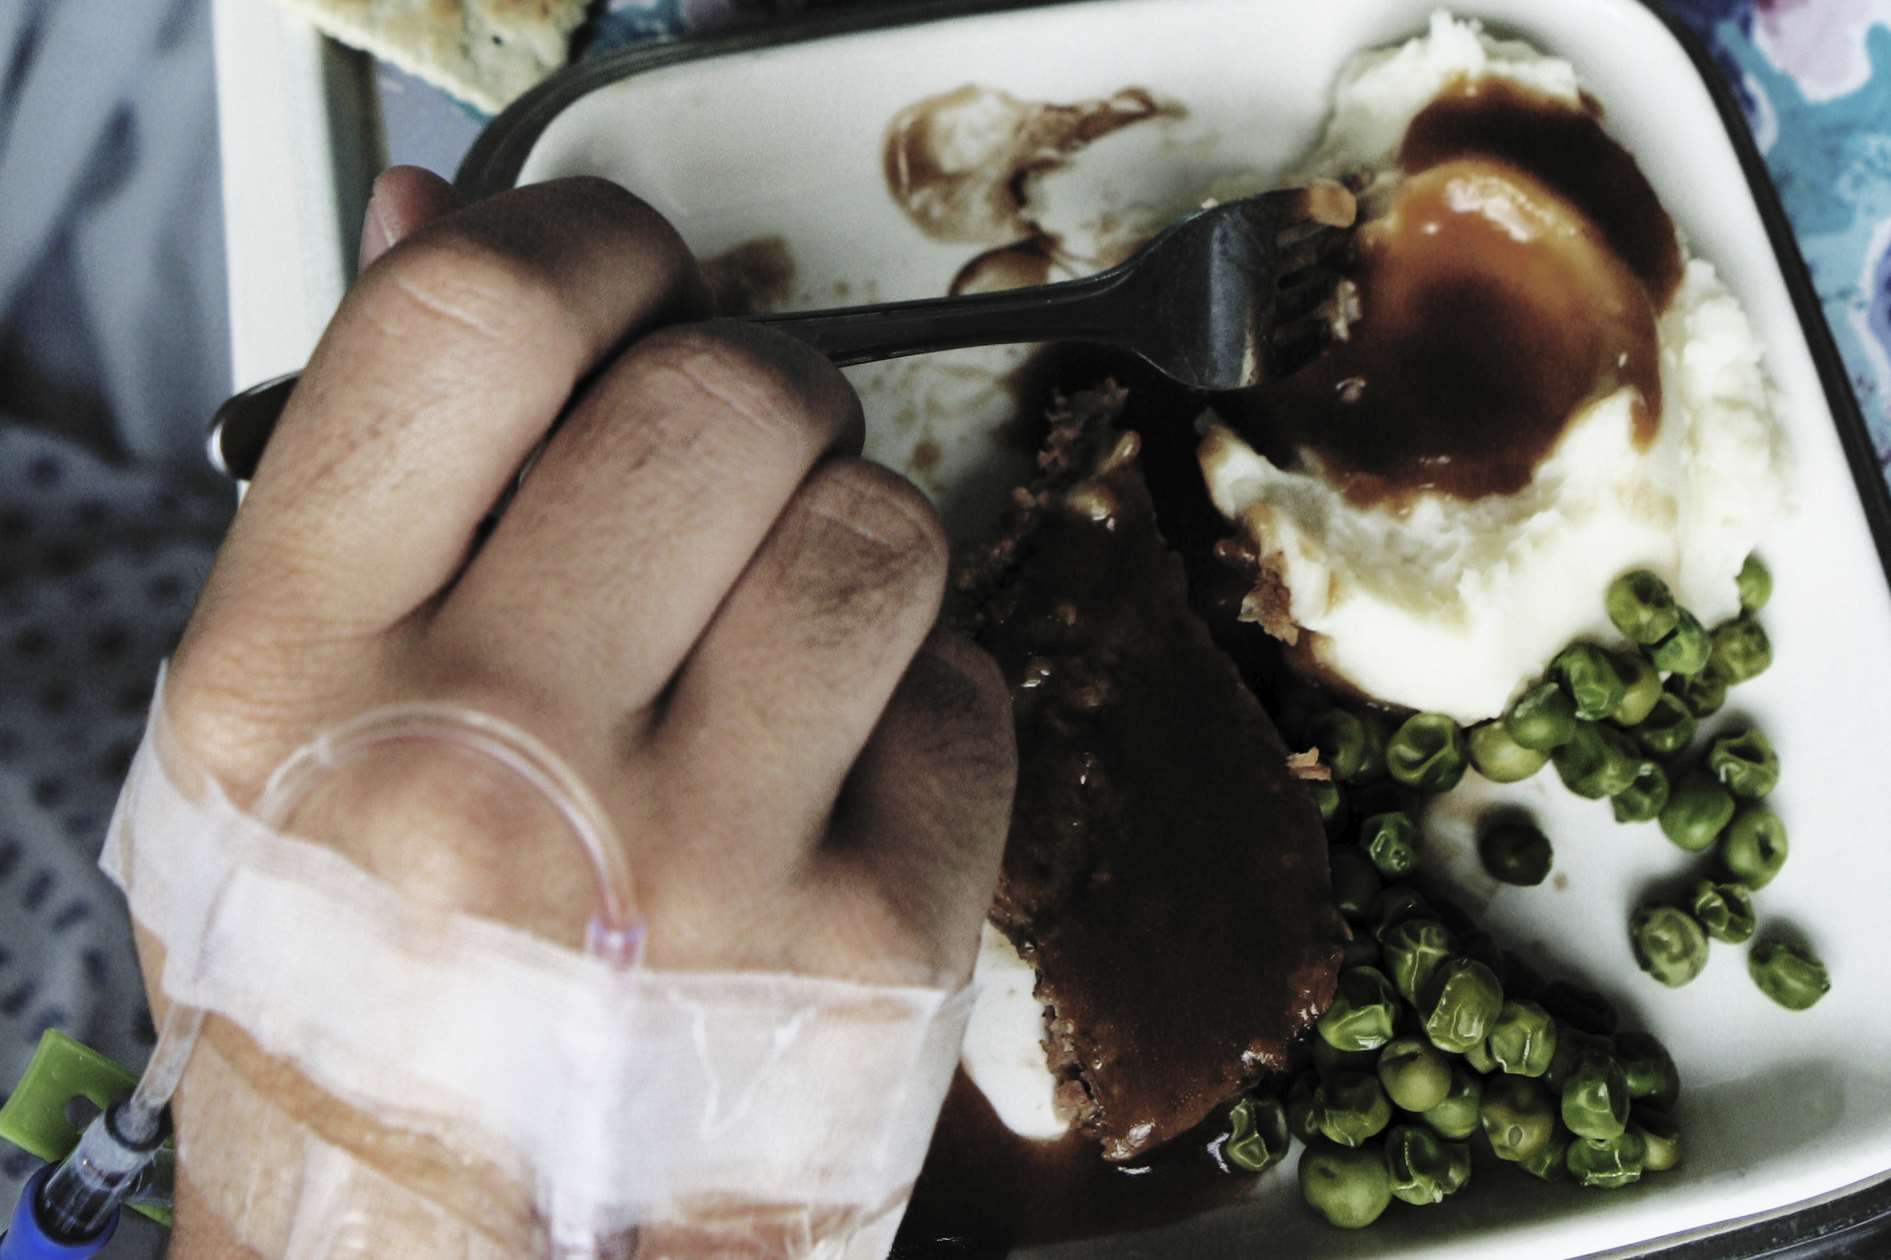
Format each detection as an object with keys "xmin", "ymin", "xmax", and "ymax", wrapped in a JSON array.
[{"xmin": 140, "ymin": 167, "xmax": 1016, "ymax": 1255}]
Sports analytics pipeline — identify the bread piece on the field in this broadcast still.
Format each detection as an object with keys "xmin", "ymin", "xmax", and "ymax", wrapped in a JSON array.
[{"xmin": 273, "ymin": 0, "xmax": 585, "ymax": 113}]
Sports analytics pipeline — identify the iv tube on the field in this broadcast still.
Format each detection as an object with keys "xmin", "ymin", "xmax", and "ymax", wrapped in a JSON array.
[{"xmin": 31, "ymin": 700, "xmax": 642, "ymax": 1249}]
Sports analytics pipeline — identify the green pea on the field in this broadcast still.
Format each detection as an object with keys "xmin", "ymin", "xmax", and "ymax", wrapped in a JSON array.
[
  {"xmin": 1504, "ymin": 681, "xmax": 1578, "ymax": 752},
  {"xmin": 1298, "ymin": 1139, "xmax": 1392, "ymax": 1229},
  {"xmin": 1418, "ymin": 957, "xmax": 1504, "ymax": 1054},
  {"xmin": 1709, "ymin": 616, "xmax": 1772, "ymax": 684},
  {"xmin": 1377, "ymin": 1035, "xmax": 1452, "ymax": 1113},
  {"xmin": 1318, "ymin": 966, "xmax": 1401, "ymax": 1052},
  {"xmin": 1736, "ymin": 552, "xmax": 1771, "ymax": 612},
  {"xmin": 1560, "ymin": 1053, "xmax": 1630, "ymax": 1139},
  {"xmin": 1519, "ymin": 1126, "xmax": 1574, "ymax": 1181},
  {"xmin": 1387, "ymin": 713, "xmax": 1469, "ymax": 793},
  {"xmin": 1385, "ymin": 1124, "xmax": 1471, "ymax": 1205},
  {"xmin": 1567, "ymin": 1131, "xmax": 1648, "ymax": 1189},
  {"xmin": 1631, "ymin": 1106, "xmax": 1682, "ymax": 1172},
  {"xmin": 1309, "ymin": 779, "xmax": 1347, "ymax": 837},
  {"xmin": 1421, "ymin": 1064, "xmax": 1484, "ymax": 1140},
  {"xmin": 1381, "ymin": 917, "xmax": 1457, "ymax": 1007},
  {"xmin": 1488, "ymin": 999, "xmax": 1557, "ymax": 1077},
  {"xmin": 1748, "ymin": 940, "xmax": 1830, "ymax": 1011},
  {"xmin": 1313, "ymin": 1034, "xmax": 1379, "ymax": 1080},
  {"xmin": 1670, "ymin": 665, "xmax": 1728, "ymax": 718},
  {"xmin": 1311, "ymin": 708, "xmax": 1369, "ymax": 783},
  {"xmin": 1722, "ymin": 805, "xmax": 1789, "ymax": 888},
  {"xmin": 1368, "ymin": 886, "xmax": 1434, "ymax": 941},
  {"xmin": 1611, "ymin": 760, "xmax": 1671, "ymax": 823},
  {"xmin": 1223, "ymin": 1095, "xmax": 1291, "ymax": 1173},
  {"xmin": 1658, "ymin": 771, "xmax": 1736, "ymax": 853},
  {"xmin": 1614, "ymin": 1032, "xmax": 1681, "ymax": 1112},
  {"xmin": 1606, "ymin": 569, "xmax": 1681, "ymax": 645},
  {"xmin": 1462, "ymin": 1037, "xmax": 1498, "ymax": 1074},
  {"xmin": 1540, "ymin": 982, "xmax": 1619, "ymax": 1037},
  {"xmin": 1329, "ymin": 845, "xmax": 1381, "ymax": 923},
  {"xmin": 1552, "ymin": 642, "xmax": 1627, "ymax": 721},
  {"xmin": 1611, "ymin": 651, "xmax": 1663, "ymax": 725},
  {"xmin": 1360, "ymin": 811, "xmax": 1420, "ymax": 879},
  {"xmin": 1476, "ymin": 822, "xmax": 1552, "ymax": 886},
  {"xmin": 1649, "ymin": 608, "xmax": 1711, "ymax": 676},
  {"xmin": 1315, "ymin": 1071, "xmax": 1393, "ymax": 1147},
  {"xmin": 1689, "ymin": 879, "xmax": 1757, "ymax": 944},
  {"xmin": 1552, "ymin": 723, "xmax": 1640, "ymax": 799},
  {"xmin": 1286, "ymin": 1072, "xmax": 1322, "ymax": 1143},
  {"xmin": 1480, "ymin": 1076, "xmax": 1557, "ymax": 1162},
  {"xmin": 1467, "ymin": 721, "xmax": 1549, "ymax": 783},
  {"xmin": 1545, "ymin": 1025, "xmax": 1615, "ymax": 1092},
  {"xmin": 1630, "ymin": 904, "xmax": 1709, "ymax": 987},
  {"xmin": 1636, "ymin": 692, "xmax": 1698, "ymax": 758},
  {"xmin": 1706, "ymin": 727, "xmax": 1779, "ymax": 799}
]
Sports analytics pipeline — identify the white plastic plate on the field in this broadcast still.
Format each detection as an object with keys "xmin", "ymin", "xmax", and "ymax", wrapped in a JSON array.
[{"xmin": 462, "ymin": 1, "xmax": 1891, "ymax": 1255}]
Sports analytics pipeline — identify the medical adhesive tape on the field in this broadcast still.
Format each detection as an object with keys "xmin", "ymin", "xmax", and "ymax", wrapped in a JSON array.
[{"xmin": 98, "ymin": 671, "xmax": 972, "ymax": 1256}]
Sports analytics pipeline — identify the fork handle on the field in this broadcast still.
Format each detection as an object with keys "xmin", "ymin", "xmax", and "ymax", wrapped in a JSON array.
[
  {"xmin": 754, "ymin": 263, "xmax": 1138, "ymax": 366},
  {"xmin": 207, "ymin": 267, "xmax": 1143, "ymax": 482}
]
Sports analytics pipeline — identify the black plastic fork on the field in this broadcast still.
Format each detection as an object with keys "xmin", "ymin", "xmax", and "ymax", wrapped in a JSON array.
[
  {"xmin": 757, "ymin": 181, "xmax": 1356, "ymax": 387},
  {"xmin": 206, "ymin": 183, "xmax": 1354, "ymax": 481}
]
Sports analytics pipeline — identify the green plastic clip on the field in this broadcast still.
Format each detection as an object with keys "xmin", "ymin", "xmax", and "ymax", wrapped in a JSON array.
[{"xmin": 0, "ymin": 1029, "xmax": 173, "ymax": 1227}]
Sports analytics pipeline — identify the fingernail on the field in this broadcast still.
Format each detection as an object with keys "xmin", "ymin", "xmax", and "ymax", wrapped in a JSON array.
[{"xmin": 359, "ymin": 172, "xmax": 397, "ymax": 271}]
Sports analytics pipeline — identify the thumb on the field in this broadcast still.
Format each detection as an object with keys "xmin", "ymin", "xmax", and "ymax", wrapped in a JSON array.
[{"xmin": 359, "ymin": 165, "xmax": 459, "ymax": 272}]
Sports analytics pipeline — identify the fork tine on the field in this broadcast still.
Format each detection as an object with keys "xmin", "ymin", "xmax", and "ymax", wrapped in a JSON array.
[
  {"xmin": 1277, "ymin": 263, "xmax": 1346, "ymax": 323},
  {"xmin": 1278, "ymin": 224, "xmax": 1353, "ymax": 276},
  {"xmin": 1266, "ymin": 314, "xmax": 1337, "ymax": 380}
]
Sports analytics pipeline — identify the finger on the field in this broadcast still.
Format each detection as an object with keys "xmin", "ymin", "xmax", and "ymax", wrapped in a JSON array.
[
  {"xmin": 205, "ymin": 177, "xmax": 710, "ymax": 641},
  {"xmin": 359, "ymin": 166, "xmax": 458, "ymax": 271},
  {"xmin": 431, "ymin": 321, "xmax": 864, "ymax": 719},
  {"xmin": 644, "ymin": 459, "xmax": 950, "ymax": 869},
  {"xmin": 814, "ymin": 632, "xmax": 1016, "ymax": 985}
]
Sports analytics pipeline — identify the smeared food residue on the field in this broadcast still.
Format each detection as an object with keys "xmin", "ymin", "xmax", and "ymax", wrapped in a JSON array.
[
  {"xmin": 700, "ymin": 235, "xmax": 797, "ymax": 316},
  {"xmin": 883, "ymin": 85, "xmax": 1184, "ymax": 296}
]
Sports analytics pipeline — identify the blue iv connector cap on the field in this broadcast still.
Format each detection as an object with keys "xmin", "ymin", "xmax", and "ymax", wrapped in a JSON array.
[{"xmin": 0, "ymin": 1167, "xmax": 118, "ymax": 1260}]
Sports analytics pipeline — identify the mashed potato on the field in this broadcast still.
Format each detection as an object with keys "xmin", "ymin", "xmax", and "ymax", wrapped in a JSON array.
[{"xmin": 1199, "ymin": 13, "xmax": 1787, "ymax": 723}]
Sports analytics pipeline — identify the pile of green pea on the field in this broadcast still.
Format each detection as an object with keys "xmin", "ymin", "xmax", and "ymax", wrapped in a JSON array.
[
  {"xmin": 1249, "ymin": 553, "xmax": 1833, "ymax": 1228},
  {"xmin": 1305, "ymin": 554, "xmax": 1827, "ymax": 1010},
  {"xmin": 1217, "ymin": 816, "xmax": 1685, "ymax": 1226}
]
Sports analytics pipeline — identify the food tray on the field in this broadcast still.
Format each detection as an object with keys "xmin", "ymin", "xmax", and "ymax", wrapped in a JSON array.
[{"xmin": 462, "ymin": 0, "xmax": 1883, "ymax": 1254}]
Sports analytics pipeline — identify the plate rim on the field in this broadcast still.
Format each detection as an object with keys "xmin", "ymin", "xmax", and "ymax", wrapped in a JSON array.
[{"xmin": 456, "ymin": 4, "xmax": 1891, "ymax": 1255}]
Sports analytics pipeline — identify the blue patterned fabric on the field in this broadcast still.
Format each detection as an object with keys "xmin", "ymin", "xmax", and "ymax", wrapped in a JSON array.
[{"xmin": 1666, "ymin": 0, "xmax": 1891, "ymax": 452}]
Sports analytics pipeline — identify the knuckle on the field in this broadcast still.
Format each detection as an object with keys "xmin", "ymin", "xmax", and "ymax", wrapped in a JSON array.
[
  {"xmin": 366, "ymin": 225, "xmax": 580, "ymax": 363},
  {"xmin": 798, "ymin": 461, "xmax": 951, "ymax": 586},
  {"xmin": 629, "ymin": 321, "xmax": 857, "ymax": 449}
]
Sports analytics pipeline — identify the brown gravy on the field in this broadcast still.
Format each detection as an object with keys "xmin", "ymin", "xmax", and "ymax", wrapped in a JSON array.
[
  {"xmin": 1400, "ymin": 76, "xmax": 1682, "ymax": 305},
  {"xmin": 1227, "ymin": 78, "xmax": 1680, "ymax": 506}
]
